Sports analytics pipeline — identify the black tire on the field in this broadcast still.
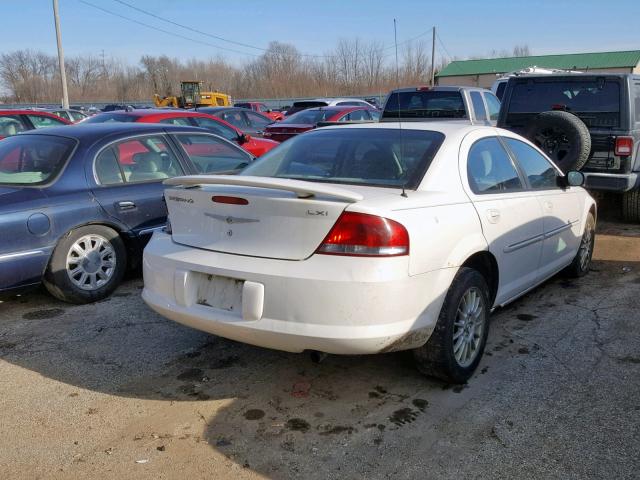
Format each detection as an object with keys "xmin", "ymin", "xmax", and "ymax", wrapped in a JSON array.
[
  {"xmin": 622, "ymin": 190, "xmax": 640, "ymax": 223},
  {"xmin": 413, "ymin": 268, "xmax": 490, "ymax": 384},
  {"xmin": 43, "ymin": 225, "xmax": 126, "ymax": 304},
  {"xmin": 565, "ymin": 212, "xmax": 596, "ymax": 278},
  {"xmin": 524, "ymin": 111, "xmax": 591, "ymax": 173}
]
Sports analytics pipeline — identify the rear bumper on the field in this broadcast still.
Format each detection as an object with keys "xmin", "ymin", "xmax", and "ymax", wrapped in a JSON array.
[
  {"xmin": 142, "ymin": 232, "xmax": 454, "ymax": 354},
  {"xmin": 583, "ymin": 172, "xmax": 638, "ymax": 192},
  {"xmin": 0, "ymin": 247, "xmax": 52, "ymax": 292}
]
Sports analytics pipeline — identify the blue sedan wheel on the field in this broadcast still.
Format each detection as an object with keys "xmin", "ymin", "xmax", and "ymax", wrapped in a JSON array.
[{"xmin": 43, "ymin": 225, "xmax": 127, "ymax": 304}]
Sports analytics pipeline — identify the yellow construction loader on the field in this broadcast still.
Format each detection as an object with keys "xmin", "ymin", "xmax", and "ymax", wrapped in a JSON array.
[{"xmin": 153, "ymin": 81, "xmax": 232, "ymax": 108}]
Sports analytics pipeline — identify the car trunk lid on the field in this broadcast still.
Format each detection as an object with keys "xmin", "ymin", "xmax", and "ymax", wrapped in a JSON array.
[{"xmin": 164, "ymin": 175, "xmax": 364, "ymax": 260}]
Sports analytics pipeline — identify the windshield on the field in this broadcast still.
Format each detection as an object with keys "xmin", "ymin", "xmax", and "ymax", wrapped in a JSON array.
[
  {"xmin": 509, "ymin": 78, "xmax": 621, "ymax": 127},
  {"xmin": 84, "ymin": 113, "xmax": 137, "ymax": 123},
  {"xmin": 0, "ymin": 135, "xmax": 76, "ymax": 185},
  {"xmin": 280, "ymin": 108, "xmax": 340, "ymax": 125},
  {"xmin": 240, "ymin": 128, "xmax": 444, "ymax": 189},
  {"xmin": 383, "ymin": 91, "xmax": 466, "ymax": 119}
]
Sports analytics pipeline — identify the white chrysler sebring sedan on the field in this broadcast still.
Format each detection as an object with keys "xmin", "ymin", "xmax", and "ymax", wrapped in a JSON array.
[{"xmin": 142, "ymin": 123, "xmax": 596, "ymax": 383}]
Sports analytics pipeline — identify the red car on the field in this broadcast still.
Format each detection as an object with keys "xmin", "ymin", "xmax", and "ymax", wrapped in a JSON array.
[
  {"xmin": 84, "ymin": 109, "xmax": 279, "ymax": 157},
  {"xmin": 235, "ymin": 102, "xmax": 284, "ymax": 121},
  {"xmin": 262, "ymin": 106, "xmax": 380, "ymax": 142},
  {"xmin": 0, "ymin": 110, "xmax": 71, "ymax": 139}
]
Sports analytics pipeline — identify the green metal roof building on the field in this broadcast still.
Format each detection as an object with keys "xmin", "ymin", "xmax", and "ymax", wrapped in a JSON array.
[{"xmin": 436, "ymin": 50, "xmax": 640, "ymax": 88}]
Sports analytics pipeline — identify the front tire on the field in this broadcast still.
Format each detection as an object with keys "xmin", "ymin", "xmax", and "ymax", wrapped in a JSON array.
[
  {"xmin": 413, "ymin": 268, "xmax": 490, "ymax": 384},
  {"xmin": 565, "ymin": 212, "xmax": 595, "ymax": 277},
  {"xmin": 43, "ymin": 225, "xmax": 126, "ymax": 304}
]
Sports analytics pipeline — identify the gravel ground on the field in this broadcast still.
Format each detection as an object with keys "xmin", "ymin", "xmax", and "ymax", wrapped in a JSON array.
[{"xmin": 0, "ymin": 221, "xmax": 639, "ymax": 479}]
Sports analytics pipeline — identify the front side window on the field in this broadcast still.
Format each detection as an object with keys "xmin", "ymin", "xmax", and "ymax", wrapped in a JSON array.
[
  {"xmin": 95, "ymin": 135, "xmax": 183, "ymax": 185},
  {"xmin": 192, "ymin": 116, "xmax": 239, "ymax": 141},
  {"xmin": 504, "ymin": 138, "xmax": 559, "ymax": 189},
  {"xmin": 221, "ymin": 111, "xmax": 246, "ymax": 129},
  {"xmin": 175, "ymin": 134, "xmax": 250, "ymax": 174},
  {"xmin": 470, "ymin": 92, "xmax": 487, "ymax": 121},
  {"xmin": 0, "ymin": 135, "xmax": 76, "ymax": 185},
  {"xmin": 27, "ymin": 114, "xmax": 67, "ymax": 129},
  {"xmin": 241, "ymin": 128, "xmax": 445, "ymax": 189},
  {"xmin": 245, "ymin": 111, "xmax": 272, "ymax": 128},
  {"xmin": 467, "ymin": 137, "xmax": 523, "ymax": 193},
  {"xmin": 0, "ymin": 115, "xmax": 28, "ymax": 137}
]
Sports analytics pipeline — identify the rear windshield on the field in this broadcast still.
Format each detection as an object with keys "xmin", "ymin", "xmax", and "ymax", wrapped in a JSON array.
[
  {"xmin": 383, "ymin": 91, "xmax": 466, "ymax": 119},
  {"xmin": 0, "ymin": 135, "xmax": 76, "ymax": 185},
  {"xmin": 235, "ymin": 103, "xmax": 251, "ymax": 109},
  {"xmin": 280, "ymin": 108, "xmax": 340, "ymax": 124},
  {"xmin": 84, "ymin": 113, "xmax": 137, "ymax": 123},
  {"xmin": 240, "ymin": 128, "xmax": 444, "ymax": 189},
  {"xmin": 293, "ymin": 101, "xmax": 329, "ymax": 108},
  {"xmin": 509, "ymin": 79, "xmax": 621, "ymax": 126}
]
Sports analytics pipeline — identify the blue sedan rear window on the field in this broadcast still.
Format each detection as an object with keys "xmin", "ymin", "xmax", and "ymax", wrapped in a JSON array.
[{"xmin": 0, "ymin": 135, "xmax": 76, "ymax": 185}]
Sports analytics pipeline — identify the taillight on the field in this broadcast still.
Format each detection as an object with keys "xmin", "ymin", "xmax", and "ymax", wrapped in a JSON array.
[
  {"xmin": 615, "ymin": 136, "xmax": 633, "ymax": 156},
  {"xmin": 212, "ymin": 195, "xmax": 249, "ymax": 205},
  {"xmin": 316, "ymin": 212, "xmax": 409, "ymax": 257}
]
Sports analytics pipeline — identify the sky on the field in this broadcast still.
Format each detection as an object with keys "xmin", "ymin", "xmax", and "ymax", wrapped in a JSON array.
[{"xmin": 3, "ymin": 0, "xmax": 640, "ymax": 66}]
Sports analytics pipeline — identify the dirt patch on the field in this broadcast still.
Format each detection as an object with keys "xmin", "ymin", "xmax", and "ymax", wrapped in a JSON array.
[
  {"xmin": 244, "ymin": 409, "xmax": 265, "ymax": 420},
  {"xmin": 286, "ymin": 418, "xmax": 310, "ymax": 433},
  {"xmin": 22, "ymin": 308, "xmax": 65, "ymax": 320}
]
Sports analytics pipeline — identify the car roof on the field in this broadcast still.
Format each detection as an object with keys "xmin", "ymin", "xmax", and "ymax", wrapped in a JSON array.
[
  {"xmin": 18, "ymin": 122, "xmax": 210, "ymax": 140},
  {"xmin": 92, "ymin": 109, "xmax": 214, "ymax": 118},
  {"xmin": 318, "ymin": 120, "xmax": 495, "ymax": 137},
  {"xmin": 387, "ymin": 86, "xmax": 487, "ymax": 93},
  {"xmin": 0, "ymin": 109, "xmax": 68, "ymax": 117}
]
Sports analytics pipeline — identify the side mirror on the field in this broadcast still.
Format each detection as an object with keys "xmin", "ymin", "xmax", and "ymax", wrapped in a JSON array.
[
  {"xmin": 238, "ymin": 133, "xmax": 250, "ymax": 144},
  {"xmin": 266, "ymin": 109, "xmax": 272, "ymax": 113},
  {"xmin": 567, "ymin": 170, "xmax": 585, "ymax": 187}
]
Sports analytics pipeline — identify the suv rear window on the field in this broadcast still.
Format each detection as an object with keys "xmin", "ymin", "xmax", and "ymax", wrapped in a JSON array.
[
  {"xmin": 383, "ymin": 91, "xmax": 466, "ymax": 119},
  {"xmin": 0, "ymin": 135, "xmax": 76, "ymax": 185},
  {"xmin": 509, "ymin": 79, "xmax": 621, "ymax": 127},
  {"xmin": 240, "ymin": 128, "xmax": 444, "ymax": 189}
]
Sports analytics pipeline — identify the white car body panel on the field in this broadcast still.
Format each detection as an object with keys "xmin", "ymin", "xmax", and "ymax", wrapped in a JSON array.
[{"xmin": 143, "ymin": 122, "xmax": 596, "ymax": 354}]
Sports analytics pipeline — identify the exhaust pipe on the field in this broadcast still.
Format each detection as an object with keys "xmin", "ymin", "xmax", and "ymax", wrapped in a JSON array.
[{"xmin": 309, "ymin": 350, "xmax": 328, "ymax": 364}]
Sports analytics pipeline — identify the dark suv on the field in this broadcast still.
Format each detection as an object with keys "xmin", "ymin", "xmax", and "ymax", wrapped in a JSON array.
[{"xmin": 498, "ymin": 73, "xmax": 640, "ymax": 221}]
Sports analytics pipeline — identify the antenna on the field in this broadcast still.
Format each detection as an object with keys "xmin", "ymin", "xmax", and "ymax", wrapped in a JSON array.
[{"xmin": 394, "ymin": 19, "xmax": 408, "ymax": 198}]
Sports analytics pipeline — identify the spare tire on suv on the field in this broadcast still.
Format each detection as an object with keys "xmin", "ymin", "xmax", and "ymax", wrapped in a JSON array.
[{"xmin": 524, "ymin": 110, "xmax": 591, "ymax": 173}]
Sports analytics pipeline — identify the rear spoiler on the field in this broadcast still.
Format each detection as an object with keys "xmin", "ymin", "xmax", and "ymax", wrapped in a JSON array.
[
  {"xmin": 164, "ymin": 175, "xmax": 364, "ymax": 202},
  {"xmin": 316, "ymin": 120, "xmax": 377, "ymax": 128}
]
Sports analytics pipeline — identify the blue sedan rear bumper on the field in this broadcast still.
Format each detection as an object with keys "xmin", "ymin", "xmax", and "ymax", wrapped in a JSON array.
[{"xmin": 0, "ymin": 247, "xmax": 53, "ymax": 292}]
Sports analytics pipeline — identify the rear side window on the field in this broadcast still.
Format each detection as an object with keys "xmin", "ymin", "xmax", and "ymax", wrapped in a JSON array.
[
  {"xmin": 220, "ymin": 111, "xmax": 246, "ymax": 129},
  {"xmin": 0, "ymin": 135, "xmax": 75, "ymax": 185},
  {"xmin": 484, "ymin": 93, "xmax": 501, "ymax": 121},
  {"xmin": 495, "ymin": 82, "xmax": 507, "ymax": 100},
  {"xmin": 504, "ymin": 138, "xmax": 559, "ymax": 189},
  {"xmin": 0, "ymin": 115, "xmax": 28, "ymax": 137},
  {"xmin": 84, "ymin": 113, "xmax": 137, "ymax": 123},
  {"xmin": 241, "ymin": 128, "xmax": 445, "ymax": 189},
  {"xmin": 470, "ymin": 92, "xmax": 487, "ymax": 121},
  {"xmin": 467, "ymin": 137, "xmax": 523, "ymax": 193},
  {"xmin": 175, "ymin": 134, "xmax": 250, "ymax": 174},
  {"xmin": 158, "ymin": 117, "xmax": 192, "ymax": 126},
  {"xmin": 383, "ymin": 91, "xmax": 466, "ymax": 119},
  {"xmin": 27, "ymin": 114, "xmax": 67, "ymax": 128},
  {"xmin": 95, "ymin": 136, "xmax": 183, "ymax": 185}
]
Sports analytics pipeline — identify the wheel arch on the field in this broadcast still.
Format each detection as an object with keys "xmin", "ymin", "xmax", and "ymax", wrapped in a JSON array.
[{"xmin": 460, "ymin": 250, "xmax": 499, "ymax": 306}]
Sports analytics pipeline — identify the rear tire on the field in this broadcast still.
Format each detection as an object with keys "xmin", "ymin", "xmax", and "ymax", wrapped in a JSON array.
[
  {"xmin": 565, "ymin": 212, "xmax": 596, "ymax": 278},
  {"xmin": 413, "ymin": 268, "xmax": 490, "ymax": 384},
  {"xmin": 622, "ymin": 190, "xmax": 640, "ymax": 223},
  {"xmin": 524, "ymin": 111, "xmax": 591, "ymax": 173},
  {"xmin": 43, "ymin": 225, "xmax": 126, "ymax": 304}
]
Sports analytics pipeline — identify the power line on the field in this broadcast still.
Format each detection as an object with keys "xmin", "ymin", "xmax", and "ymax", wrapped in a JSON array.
[
  {"xmin": 436, "ymin": 31, "xmax": 454, "ymax": 61},
  {"xmin": 77, "ymin": 0, "xmax": 261, "ymax": 57}
]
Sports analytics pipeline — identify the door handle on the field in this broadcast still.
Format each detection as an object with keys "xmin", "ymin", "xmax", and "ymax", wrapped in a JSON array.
[
  {"xmin": 117, "ymin": 201, "xmax": 136, "ymax": 211},
  {"xmin": 486, "ymin": 209, "xmax": 501, "ymax": 223}
]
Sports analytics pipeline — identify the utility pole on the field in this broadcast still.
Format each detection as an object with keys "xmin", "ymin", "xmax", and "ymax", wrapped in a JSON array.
[
  {"xmin": 52, "ymin": 0, "xmax": 69, "ymax": 108},
  {"xmin": 430, "ymin": 26, "xmax": 436, "ymax": 86}
]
